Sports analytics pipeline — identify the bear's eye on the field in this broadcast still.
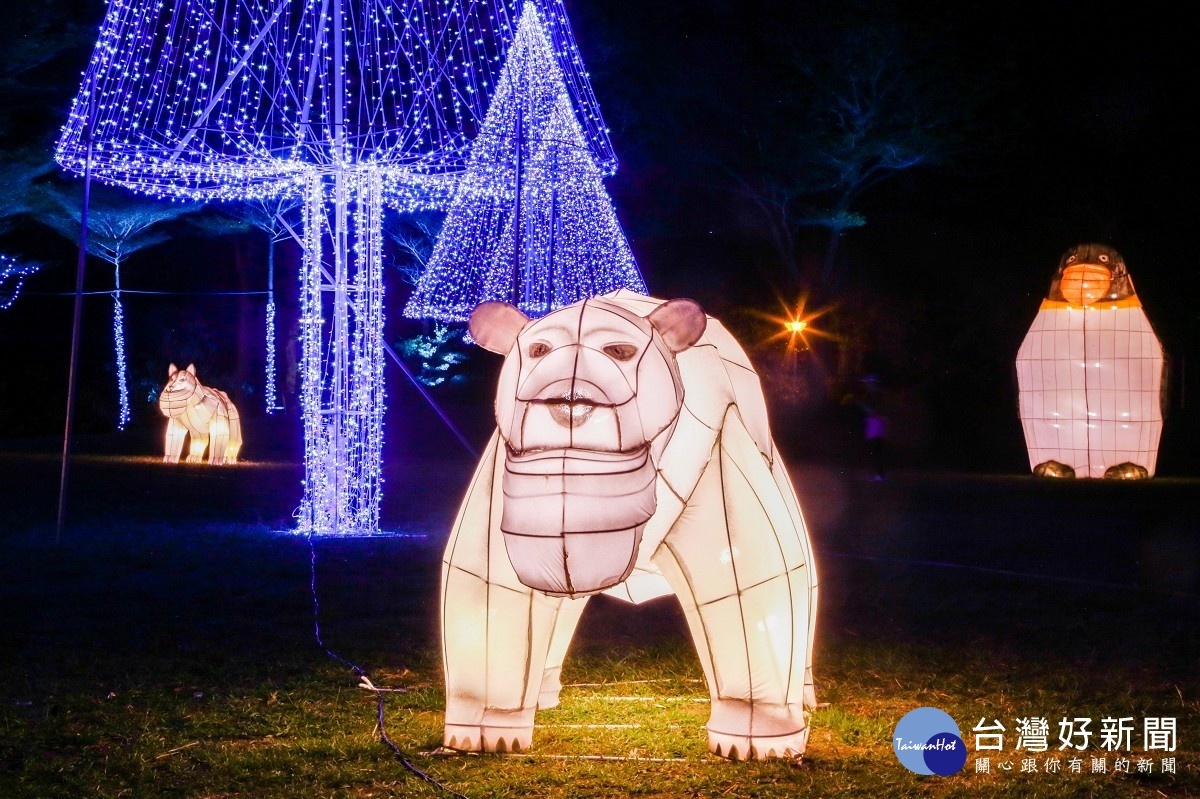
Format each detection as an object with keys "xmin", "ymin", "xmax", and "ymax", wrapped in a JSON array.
[
  {"xmin": 603, "ymin": 343, "xmax": 638, "ymax": 361},
  {"xmin": 528, "ymin": 342, "xmax": 551, "ymax": 358},
  {"xmin": 1099, "ymin": 254, "xmax": 1109, "ymax": 262}
]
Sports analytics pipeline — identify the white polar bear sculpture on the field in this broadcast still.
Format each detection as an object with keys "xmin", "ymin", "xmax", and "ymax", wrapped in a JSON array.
[
  {"xmin": 158, "ymin": 363, "xmax": 243, "ymax": 465},
  {"xmin": 441, "ymin": 290, "xmax": 818, "ymax": 761}
]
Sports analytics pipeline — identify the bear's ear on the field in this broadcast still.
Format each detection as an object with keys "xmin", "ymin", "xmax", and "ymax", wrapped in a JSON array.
[
  {"xmin": 648, "ymin": 298, "xmax": 706, "ymax": 353},
  {"xmin": 168, "ymin": 363, "xmax": 178, "ymax": 376},
  {"xmin": 469, "ymin": 301, "xmax": 530, "ymax": 355},
  {"xmin": 186, "ymin": 363, "xmax": 197, "ymax": 376}
]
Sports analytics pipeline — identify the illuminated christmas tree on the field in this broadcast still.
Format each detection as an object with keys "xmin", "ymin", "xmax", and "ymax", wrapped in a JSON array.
[
  {"xmin": 405, "ymin": 3, "xmax": 646, "ymax": 322},
  {"xmin": 56, "ymin": 0, "xmax": 615, "ymax": 534}
]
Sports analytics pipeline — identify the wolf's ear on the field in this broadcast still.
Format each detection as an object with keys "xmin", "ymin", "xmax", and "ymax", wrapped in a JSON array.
[
  {"xmin": 186, "ymin": 363, "xmax": 197, "ymax": 376},
  {"xmin": 168, "ymin": 363, "xmax": 178, "ymax": 376}
]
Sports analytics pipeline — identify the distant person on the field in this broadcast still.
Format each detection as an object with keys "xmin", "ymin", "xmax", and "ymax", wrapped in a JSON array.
[{"xmin": 848, "ymin": 373, "xmax": 887, "ymax": 480}]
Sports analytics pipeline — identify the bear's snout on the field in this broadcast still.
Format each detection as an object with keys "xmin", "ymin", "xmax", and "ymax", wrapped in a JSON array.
[
  {"xmin": 537, "ymin": 389, "xmax": 601, "ymax": 429},
  {"xmin": 547, "ymin": 399, "xmax": 595, "ymax": 428}
]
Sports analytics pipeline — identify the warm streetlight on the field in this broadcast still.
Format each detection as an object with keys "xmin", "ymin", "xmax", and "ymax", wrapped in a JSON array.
[
  {"xmin": 782, "ymin": 318, "xmax": 810, "ymax": 351},
  {"xmin": 757, "ymin": 294, "xmax": 836, "ymax": 353}
]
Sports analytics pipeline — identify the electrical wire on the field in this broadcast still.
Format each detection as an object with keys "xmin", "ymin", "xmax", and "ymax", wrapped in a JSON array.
[{"xmin": 307, "ymin": 534, "xmax": 472, "ymax": 799}]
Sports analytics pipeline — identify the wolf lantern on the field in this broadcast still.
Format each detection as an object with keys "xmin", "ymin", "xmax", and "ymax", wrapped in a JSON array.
[
  {"xmin": 440, "ymin": 290, "xmax": 818, "ymax": 761},
  {"xmin": 1015, "ymin": 243, "xmax": 1165, "ymax": 478},
  {"xmin": 158, "ymin": 363, "xmax": 243, "ymax": 465}
]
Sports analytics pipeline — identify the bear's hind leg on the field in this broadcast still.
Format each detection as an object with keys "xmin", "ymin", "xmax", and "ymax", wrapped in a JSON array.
[
  {"xmin": 226, "ymin": 407, "xmax": 242, "ymax": 463},
  {"xmin": 653, "ymin": 413, "xmax": 816, "ymax": 761}
]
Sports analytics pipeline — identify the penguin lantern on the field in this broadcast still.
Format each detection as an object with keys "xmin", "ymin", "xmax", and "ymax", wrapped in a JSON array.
[{"xmin": 1015, "ymin": 243, "xmax": 1165, "ymax": 479}]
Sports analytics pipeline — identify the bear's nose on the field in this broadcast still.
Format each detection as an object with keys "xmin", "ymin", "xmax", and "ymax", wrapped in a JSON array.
[
  {"xmin": 548, "ymin": 399, "xmax": 595, "ymax": 428},
  {"xmin": 544, "ymin": 389, "xmax": 597, "ymax": 429}
]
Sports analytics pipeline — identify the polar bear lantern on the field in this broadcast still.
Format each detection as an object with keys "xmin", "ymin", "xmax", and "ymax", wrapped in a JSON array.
[
  {"xmin": 440, "ymin": 290, "xmax": 818, "ymax": 761},
  {"xmin": 1015, "ymin": 243, "xmax": 1165, "ymax": 478},
  {"xmin": 158, "ymin": 363, "xmax": 243, "ymax": 465}
]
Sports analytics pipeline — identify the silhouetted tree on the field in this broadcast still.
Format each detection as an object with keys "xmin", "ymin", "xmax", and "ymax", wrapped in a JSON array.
[
  {"xmin": 385, "ymin": 211, "xmax": 444, "ymax": 287},
  {"xmin": 0, "ymin": 149, "xmax": 57, "ymax": 233},
  {"xmin": 178, "ymin": 199, "xmax": 305, "ymax": 411},
  {"xmin": 37, "ymin": 181, "xmax": 200, "ymax": 426},
  {"xmin": 775, "ymin": 41, "xmax": 942, "ymax": 275},
  {"xmin": 706, "ymin": 1, "xmax": 1000, "ymax": 286}
]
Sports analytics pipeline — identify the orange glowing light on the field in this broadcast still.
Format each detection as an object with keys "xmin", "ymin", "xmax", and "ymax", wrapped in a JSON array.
[{"xmin": 753, "ymin": 294, "xmax": 838, "ymax": 353}]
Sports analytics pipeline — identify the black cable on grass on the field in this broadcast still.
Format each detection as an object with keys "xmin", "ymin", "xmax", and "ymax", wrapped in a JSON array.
[{"xmin": 307, "ymin": 534, "xmax": 471, "ymax": 799}]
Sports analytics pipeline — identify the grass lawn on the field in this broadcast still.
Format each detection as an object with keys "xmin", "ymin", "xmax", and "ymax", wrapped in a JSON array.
[{"xmin": 1, "ymin": 438, "xmax": 1197, "ymax": 798}]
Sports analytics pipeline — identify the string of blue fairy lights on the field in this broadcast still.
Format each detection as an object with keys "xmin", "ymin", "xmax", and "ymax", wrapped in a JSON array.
[
  {"xmin": 55, "ymin": 0, "xmax": 614, "ymax": 203},
  {"xmin": 112, "ymin": 291, "xmax": 131, "ymax": 429},
  {"xmin": 264, "ymin": 297, "xmax": 278, "ymax": 413},
  {"xmin": 0, "ymin": 254, "xmax": 41, "ymax": 310}
]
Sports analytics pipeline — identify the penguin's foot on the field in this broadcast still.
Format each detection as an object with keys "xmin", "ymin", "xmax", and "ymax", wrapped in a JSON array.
[
  {"xmin": 1034, "ymin": 460, "xmax": 1075, "ymax": 478},
  {"xmin": 1104, "ymin": 462, "xmax": 1150, "ymax": 480}
]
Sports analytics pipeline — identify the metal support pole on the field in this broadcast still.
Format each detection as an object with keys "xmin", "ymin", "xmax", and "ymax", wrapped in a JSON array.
[
  {"xmin": 511, "ymin": 98, "xmax": 523, "ymax": 305},
  {"xmin": 56, "ymin": 138, "xmax": 93, "ymax": 542}
]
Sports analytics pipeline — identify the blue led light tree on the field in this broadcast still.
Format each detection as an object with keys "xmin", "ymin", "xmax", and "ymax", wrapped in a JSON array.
[
  {"xmin": 38, "ymin": 185, "xmax": 198, "ymax": 430},
  {"xmin": 56, "ymin": 0, "xmax": 616, "ymax": 534},
  {"xmin": 404, "ymin": 3, "xmax": 646, "ymax": 322}
]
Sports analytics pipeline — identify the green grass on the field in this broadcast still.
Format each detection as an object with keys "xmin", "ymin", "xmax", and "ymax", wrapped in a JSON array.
[{"xmin": 1, "ymin": 455, "xmax": 1198, "ymax": 797}]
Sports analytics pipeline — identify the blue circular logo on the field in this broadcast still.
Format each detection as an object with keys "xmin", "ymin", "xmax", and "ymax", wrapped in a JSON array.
[{"xmin": 893, "ymin": 707, "xmax": 967, "ymax": 775}]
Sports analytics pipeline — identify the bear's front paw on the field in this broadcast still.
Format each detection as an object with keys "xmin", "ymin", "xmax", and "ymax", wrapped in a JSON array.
[
  {"xmin": 707, "ymin": 727, "xmax": 810, "ymax": 761},
  {"xmin": 443, "ymin": 723, "xmax": 533, "ymax": 754},
  {"xmin": 443, "ymin": 707, "xmax": 536, "ymax": 754}
]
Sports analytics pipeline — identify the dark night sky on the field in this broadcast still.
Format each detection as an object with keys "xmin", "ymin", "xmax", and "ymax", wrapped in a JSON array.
[
  {"xmin": 571, "ymin": 0, "xmax": 1198, "ymax": 472},
  {"xmin": 0, "ymin": 0, "xmax": 1195, "ymax": 473}
]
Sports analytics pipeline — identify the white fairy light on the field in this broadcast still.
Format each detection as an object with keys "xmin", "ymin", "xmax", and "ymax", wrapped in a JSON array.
[{"xmin": 264, "ymin": 296, "xmax": 278, "ymax": 413}]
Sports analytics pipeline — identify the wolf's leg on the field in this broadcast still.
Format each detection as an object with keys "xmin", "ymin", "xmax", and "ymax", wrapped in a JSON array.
[
  {"xmin": 208, "ymin": 408, "xmax": 230, "ymax": 466},
  {"xmin": 164, "ymin": 418, "xmax": 187, "ymax": 463},
  {"xmin": 225, "ymin": 404, "xmax": 242, "ymax": 463}
]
